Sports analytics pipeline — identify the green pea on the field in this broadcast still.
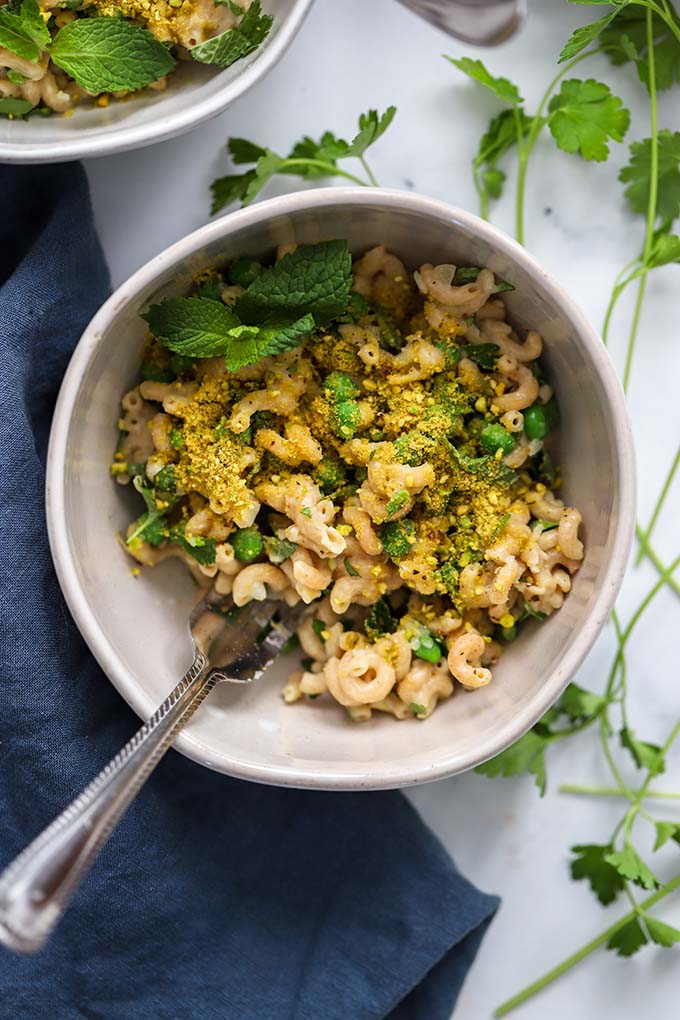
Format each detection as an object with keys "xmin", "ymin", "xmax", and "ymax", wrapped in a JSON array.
[
  {"xmin": 524, "ymin": 403, "xmax": 549, "ymax": 441},
  {"xmin": 480, "ymin": 423, "xmax": 517, "ymax": 456},
  {"xmin": 228, "ymin": 258, "xmax": 262, "ymax": 287},
  {"xmin": 169, "ymin": 428, "xmax": 183, "ymax": 449},
  {"xmin": 324, "ymin": 371, "xmax": 359, "ymax": 402},
  {"xmin": 314, "ymin": 457, "xmax": 347, "ymax": 494},
  {"xmin": 544, "ymin": 396, "xmax": 560, "ymax": 428},
  {"xmin": 411, "ymin": 626, "xmax": 444, "ymax": 663},
  {"xmin": 381, "ymin": 519, "xmax": 416, "ymax": 559},
  {"xmin": 331, "ymin": 400, "xmax": 362, "ymax": 439},
  {"xmin": 232, "ymin": 526, "xmax": 263, "ymax": 563}
]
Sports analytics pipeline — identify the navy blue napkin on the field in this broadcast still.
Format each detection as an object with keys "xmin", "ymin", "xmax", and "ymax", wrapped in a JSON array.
[{"xmin": 0, "ymin": 163, "xmax": 499, "ymax": 1020}]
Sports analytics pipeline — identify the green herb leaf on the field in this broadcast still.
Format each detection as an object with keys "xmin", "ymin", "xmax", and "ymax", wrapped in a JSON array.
[
  {"xmin": 311, "ymin": 618, "xmax": 326, "ymax": 642},
  {"xmin": 210, "ymin": 171, "xmax": 258, "ymax": 214},
  {"xmin": 127, "ymin": 475, "xmax": 176, "ymax": 547},
  {"xmin": 344, "ymin": 105, "xmax": 397, "ymax": 157},
  {"xmin": 645, "ymin": 916, "xmax": 680, "ymax": 948},
  {"xmin": 235, "ymin": 240, "xmax": 353, "ymax": 327},
  {"xmin": 223, "ymin": 314, "xmax": 315, "ymax": 371},
  {"xmin": 364, "ymin": 598, "xmax": 397, "ymax": 640},
  {"xmin": 464, "ymin": 342, "xmax": 499, "ymax": 370},
  {"xmin": 620, "ymin": 727, "xmax": 666, "ymax": 777},
  {"xmin": 473, "ymin": 107, "xmax": 532, "ymax": 207},
  {"xmin": 344, "ymin": 557, "xmax": 360, "ymax": 577},
  {"xmin": 228, "ymin": 136, "xmax": 268, "ymax": 164},
  {"xmin": 645, "ymin": 228, "xmax": 680, "ymax": 268},
  {"xmin": 446, "ymin": 55, "xmax": 523, "ymax": 105},
  {"xmin": 604, "ymin": 847, "xmax": 658, "ymax": 890},
  {"xmin": 559, "ymin": 6, "xmax": 623, "ymax": 64},
  {"xmin": 263, "ymin": 535, "xmax": 297, "ymax": 563},
  {"xmin": 558, "ymin": 683, "xmax": 608, "ymax": 721},
  {"xmin": 570, "ymin": 843, "xmax": 625, "ymax": 905},
  {"xmin": 143, "ymin": 298, "xmax": 241, "ymax": 358},
  {"xmin": 653, "ymin": 820, "xmax": 679, "ymax": 851},
  {"xmin": 0, "ymin": 96, "xmax": 34, "ymax": 116},
  {"xmin": 619, "ymin": 130, "xmax": 680, "ymax": 222},
  {"xmin": 190, "ymin": 0, "xmax": 272, "ymax": 67},
  {"xmin": 548, "ymin": 78, "xmax": 630, "ymax": 162},
  {"xmin": 410, "ymin": 703, "xmax": 427, "ymax": 716},
  {"xmin": 50, "ymin": 16, "xmax": 175, "ymax": 93},
  {"xmin": 475, "ymin": 729, "xmax": 548, "ymax": 795},
  {"xmin": 606, "ymin": 917, "xmax": 648, "ymax": 957},
  {"xmin": 170, "ymin": 527, "xmax": 217, "ymax": 566},
  {"xmin": 600, "ymin": 6, "xmax": 680, "ymax": 92},
  {"xmin": 0, "ymin": 0, "xmax": 48, "ymax": 61}
]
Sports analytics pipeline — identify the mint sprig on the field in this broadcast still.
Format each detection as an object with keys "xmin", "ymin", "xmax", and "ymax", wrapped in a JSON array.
[
  {"xmin": 0, "ymin": 0, "xmax": 49, "ymax": 61},
  {"xmin": 143, "ymin": 241, "xmax": 352, "ymax": 371},
  {"xmin": 190, "ymin": 0, "xmax": 272, "ymax": 68},
  {"xmin": 50, "ymin": 17, "xmax": 175, "ymax": 93}
]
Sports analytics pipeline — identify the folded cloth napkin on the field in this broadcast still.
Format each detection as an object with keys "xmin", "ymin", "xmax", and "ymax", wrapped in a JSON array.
[{"xmin": 0, "ymin": 163, "xmax": 499, "ymax": 1020}]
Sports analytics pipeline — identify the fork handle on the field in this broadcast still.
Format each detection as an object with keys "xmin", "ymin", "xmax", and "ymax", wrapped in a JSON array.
[{"xmin": 0, "ymin": 653, "xmax": 213, "ymax": 954}]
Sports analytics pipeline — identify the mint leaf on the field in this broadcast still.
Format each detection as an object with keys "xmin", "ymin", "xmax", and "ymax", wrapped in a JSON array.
[
  {"xmin": 548, "ymin": 79, "xmax": 629, "ymax": 162},
  {"xmin": 0, "ymin": 0, "xmax": 47, "ymax": 61},
  {"xmin": 127, "ymin": 475, "xmax": 176, "ymax": 546},
  {"xmin": 570, "ymin": 843, "xmax": 625, "ymax": 904},
  {"xmin": 143, "ymin": 298, "xmax": 241, "ymax": 357},
  {"xmin": 619, "ymin": 130, "xmax": 680, "ymax": 222},
  {"xmin": 607, "ymin": 917, "xmax": 648, "ymax": 957},
  {"xmin": 222, "ymin": 314, "xmax": 314, "ymax": 371},
  {"xmin": 645, "ymin": 916, "xmax": 680, "ymax": 947},
  {"xmin": 620, "ymin": 726, "xmax": 666, "ymax": 777},
  {"xmin": 235, "ymin": 240, "xmax": 352, "ymax": 327},
  {"xmin": 446, "ymin": 55, "xmax": 523, "ymax": 105},
  {"xmin": 605, "ymin": 847, "xmax": 658, "ymax": 890},
  {"xmin": 50, "ymin": 17, "xmax": 175, "ymax": 93},
  {"xmin": 211, "ymin": 171, "xmax": 257, "ymax": 214},
  {"xmin": 475, "ymin": 729, "xmax": 548, "ymax": 795},
  {"xmin": 190, "ymin": 0, "xmax": 272, "ymax": 67},
  {"xmin": 0, "ymin": 96, "xmax": 34, "ymax": 116}
]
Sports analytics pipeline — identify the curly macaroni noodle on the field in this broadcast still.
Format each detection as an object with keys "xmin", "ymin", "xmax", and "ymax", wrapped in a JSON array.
[{"xmin": 115, "ymin": 244, "xmax": 585, "ymax": 723}]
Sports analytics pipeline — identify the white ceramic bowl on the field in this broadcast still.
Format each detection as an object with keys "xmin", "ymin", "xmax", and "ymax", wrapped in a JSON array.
[
  {"xmin": 46, "ymin": 188, "xmax": 636, "ymax": 790},
  {"xmin": 0, "ymin": 0, "xmax": 313, "ymax": 164}
]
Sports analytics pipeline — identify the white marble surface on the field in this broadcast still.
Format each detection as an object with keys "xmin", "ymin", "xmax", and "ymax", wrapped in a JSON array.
[{"xmin": 85, "ymin": 1, "xmax": 680, "ymax": 1016}]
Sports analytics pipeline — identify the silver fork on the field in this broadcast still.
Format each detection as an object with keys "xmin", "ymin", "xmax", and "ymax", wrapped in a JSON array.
[
  {"xmin": 397, "ymin": 0, "xmax": 526, "ymax": 47},
  {"xmin": 0, "ymin": 589, "xmax": 307, "ymax": 955}
]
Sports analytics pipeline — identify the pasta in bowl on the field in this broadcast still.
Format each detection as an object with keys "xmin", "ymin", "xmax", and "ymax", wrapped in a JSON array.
[
  {"xmin": 46, "ymin": 189, "xmax": 634, "ymax": 788},
  {"xmin": 114, "ymin": 240, "xmax": 585, "ymax": 723}
]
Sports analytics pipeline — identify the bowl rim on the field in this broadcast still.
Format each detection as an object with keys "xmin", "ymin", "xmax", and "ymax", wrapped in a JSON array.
[
  {"xmin": 0, "ymin": 0, "xmax": 314, "ymax": 165},
  {"xmin": 45, "ymin": 187, "xmax": 637, "ymax": 790}
]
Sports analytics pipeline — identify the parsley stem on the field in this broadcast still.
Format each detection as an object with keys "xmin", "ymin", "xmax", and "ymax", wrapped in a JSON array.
[
  {"xmin": 635, "ymin": 443, "xmax": 680, "ymax": 565},
  {"xmin": 635, "ymin": 525, "xmax": 680, "ymax": 598},
  {"xmin": 281, "ymin": 158, "xmax": 369, "ymax": 188},
  {"xmin": 494, "ymin": 874, "xmax": 680, "ymax": 1017},
  {"xmin": 514, "ymin": 50, "xmax": 595, "ymax": 244},
  {"xmin": 559, "ymin": 784, "xmax": 680, "ymax": 800},
  {"xmin": 359, "ymin": 155, "xmax": 379, "ymax": 188}
]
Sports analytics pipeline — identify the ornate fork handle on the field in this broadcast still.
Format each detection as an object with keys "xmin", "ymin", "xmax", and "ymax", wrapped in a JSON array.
[{"xmin": 0, "ymin": 653, "xmax": 213, "ymax": 955}]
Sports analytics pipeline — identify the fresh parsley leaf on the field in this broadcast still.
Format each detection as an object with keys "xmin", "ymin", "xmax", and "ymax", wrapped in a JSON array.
[
  {"xmin": 127, "ymin": 475, "xmax": 176, "ymax": 546},
  {"xmin": 50, "ymin": 17, "xmax": 175, "ymax": 93},
  {"xmin": 473, "ymin": 107, "xmax": 532, "ymax": 206},
  {"xmin": 645, "ymin": 229, "xmax": 680, "ymax": 268},
  {"xmin": 228, "ymin": 136, "xmax": 268, "ymax": 164},
  {"xmin": 548, "ymin": 78, "xmax": 630, "ymax": 162},
  {"xmin": 143, "ymin": 298, "xmax": 241, "ymax": 358},
  {"xmin": 0, "ymin": 96, "xmax": 33, "ymax": 115},
  {"xmin": 364, "ymin": 598, "xmax": 397, "ymax": 640},
  {"xmin": 235, "ymin": 240, "xmax": 352, "ymax": 327},
  {"xmin": 475, "ymin": 729, "xmax": 548, "ymax": 795},
  {"xmin": 345, "ymin": 106, "xmax": 397, "ymax": 157},
  {"xmin": 606, "ymin": 917, "xmax": 648, "ymax": 957},
  {"xmin": 620, "ymin": 727, "xmax": 666, "ymax": 776},
  {"xmin": 558, "ymin": 683, "xmax": 608, "ymax": 721},
  {"xmin": 559, "ymin": 5, "xmax": 625, "ymax": 63},
  {"xmin": 446, "ymin": 55, "xmax": 523, "ymax": 105},
  {"xmin": 464, "ymin": 342, "xmax": 499, "ymax": 370},
  {"xmin": 210, "ymin": 171, "xmax": 258, "ymax": 213},
  {"xmin": 263, "ymin": 535, "xmax": 297, "ymax": 563},
  {"xmin": 604, "ymin": 847, "xmax": 658, "ymax": 890},
  {"xmin": 600, "ymin": 6, "xmax": 680, "ymax": 92},
  {"xmin": 571, "ymin": 843, "xmax": 625, "ymax": 905},
  {"xmin": 645, "ymin": 916, "xmax": 680, "ymax": 948},
  {"xmin": 619, "ymin": 130, "xmax": 680, "ymax": 221},
  {"xmin": 170, "ymin": 526, "xmax": 217, "ymax": 566},
  {"xmin": 190, "ymin": 0, "xmax": 272, "ymax": 67},
  {"xmin": 653, "ymin": 820, "xmax": 680, "ymax": 851},
  {"xmin": 241, "ymin": 150, "xmax": 285, "ymax": 204}
]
